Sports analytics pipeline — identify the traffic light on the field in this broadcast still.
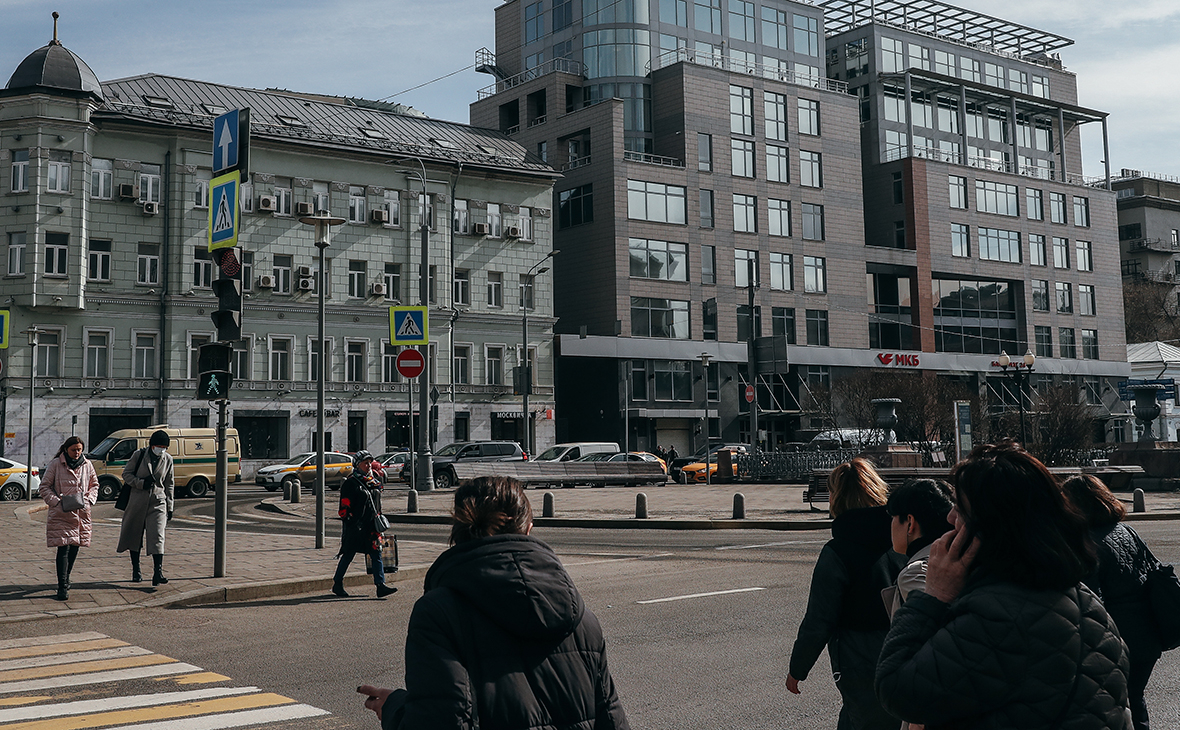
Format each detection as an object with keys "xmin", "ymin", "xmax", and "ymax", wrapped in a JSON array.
[
  {"xmin": 197, "ymin": 369, "xmax": 233, "ymax": 399},
  {"xmin": 210, "ymin": 249, "xmax": 242, "ymax": 342}
]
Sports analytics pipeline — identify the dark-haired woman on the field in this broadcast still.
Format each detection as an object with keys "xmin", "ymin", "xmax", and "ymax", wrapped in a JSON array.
[
  {"xmin": 39, "ymin": 436, "xmax": 99, "ymax": 601},
  {"xmin": 1063, "ymin": 474, "xmax": 1159, "ymax": 730},
  {"xmin": 358, "ymin": 476, "xmax": 629, "ymax": 730},
  {"xmin": 118, "ymin": 429, "xmax": 174, "ymax": 585},
  {"xmin": 876, "ymin": 442, "xmax": 1130, "ymax": 729},
  {"xmin": 787, "ymin": 458, "xmax": 903, "ymax": 730}
]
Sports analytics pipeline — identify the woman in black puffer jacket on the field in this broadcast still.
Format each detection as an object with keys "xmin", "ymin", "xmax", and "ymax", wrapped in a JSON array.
[
  {"xmin": 1063, "ymin": 475, "xmax": 1160, "ymax": 730},
  {"xmin": 359, "ymin": 476, "xmax": 629, "ymax": 730},
  {"xmin": 786, "ymin": 458, "xmax": 904, "ymax": 730}
]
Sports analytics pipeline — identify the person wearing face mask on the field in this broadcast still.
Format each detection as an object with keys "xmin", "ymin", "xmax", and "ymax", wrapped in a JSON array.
[
  {"xmin": 40, "ymin": 436, "xmax": 100, "ymax": 601},
  {"xmin": 118, "ymin": 430, "xmax": 175, "ymax": 586}
]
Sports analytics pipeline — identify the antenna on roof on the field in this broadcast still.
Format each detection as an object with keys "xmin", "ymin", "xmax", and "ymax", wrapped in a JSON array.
[{"xmin": 51, "ymin": 11, "xmax": 60, "ymax": 45}]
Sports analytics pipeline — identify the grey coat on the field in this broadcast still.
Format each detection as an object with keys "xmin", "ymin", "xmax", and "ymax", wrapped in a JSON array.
[{"xmin": 117, "ymin": 447, "xmax": 174, "ymax": 554}]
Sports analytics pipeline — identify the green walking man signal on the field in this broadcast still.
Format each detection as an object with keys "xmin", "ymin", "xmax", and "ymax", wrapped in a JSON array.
[{"xmin": 197, "ymin": 343, "xmax": 234, "ymax": 401}]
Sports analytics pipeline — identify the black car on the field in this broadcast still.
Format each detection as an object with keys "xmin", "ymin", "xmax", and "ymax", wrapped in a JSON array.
[
  {"xmin": 668, "ymin": 443, "xmax": 748, "ymax": 482},
  {"xmin": 401, "ymin": 441, "xmax": 526, "ymax": 489}
]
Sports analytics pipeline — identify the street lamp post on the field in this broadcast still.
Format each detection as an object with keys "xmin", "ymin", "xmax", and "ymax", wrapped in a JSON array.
[
  {"xmin": 997, "ymin": 350, "xmax": 1036, "ymax": 445},
  {"xmin": 22, "ymin": 327, "xmax": 41, "ymax": 501},
  {"xmin": 522, "ymin": 250, "xmax": 557, "ymax": 456},
  {"xmin": 699, "ymin": 352, "xmax": 712, "ymax": 486},
  {"xmin": 298, "ymin": 213, "xmax": 344, "ymax": 549}
]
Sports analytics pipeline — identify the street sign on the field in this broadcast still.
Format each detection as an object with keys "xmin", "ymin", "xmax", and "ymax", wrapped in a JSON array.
[
  {"xmin": 197, "ymin": 370, "xmax": 233, "ymax": 400},
  {"xmin": 0, "ymin": 309, "xmax": 8, "ymax": 349},
  {"xmin": 208, "ymin": 172, "xmax": 239, "ymax": 251},
  {"xmin": 212, "ymin": 108, "xmax": 250, "ymax": 179},
  {"xmin": 395, "ymin": 349, "xmax": 425, "ymax": 379},
  {"xmin": 745, "ymin": 385, "xmax": 755, "ymax": 403},
  {"xmin": 1117, "ymin": 378, "xmax": 1176, "ymax": 402},
  {"xmin": 389, "ymin": 306, "xmax": 429, "ymax": 345}
]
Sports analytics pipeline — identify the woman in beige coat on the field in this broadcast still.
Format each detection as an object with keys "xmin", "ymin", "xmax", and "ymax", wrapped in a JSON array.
[
  {"xmin": 39, "ymin": 436, "xmax": 99, "ymax": 601},
  {"xmin": 118, "ymin": 430, "xmax": 175, "ymax": 585}
]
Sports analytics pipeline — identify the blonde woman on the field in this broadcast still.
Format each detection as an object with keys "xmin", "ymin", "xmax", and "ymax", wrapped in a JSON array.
[{"xmin": 786, "ymin": 458, "xmax": 902, "ymax": 730}]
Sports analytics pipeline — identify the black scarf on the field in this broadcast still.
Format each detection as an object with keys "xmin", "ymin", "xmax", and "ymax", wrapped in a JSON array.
[
  {"xmin": 905, "ymin": 532, "xmax": 940, "ymax": 559},
  {"xmin": 65, "ymin": 454, "xmax": 85, "ymax": 469}
]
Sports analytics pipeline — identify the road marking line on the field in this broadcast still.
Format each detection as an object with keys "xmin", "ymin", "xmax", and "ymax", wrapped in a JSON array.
[
  {"xmin": 0, "ymin": 662, "xmax": 202, "ymax": 694},
  {"xmin": 0, "ymin": 633, "xmax": 108, "ymax": 650},
  {"xmin": 0, "ymin": 638, "xmax": 127, "ymax": 661},
  {"xmin": 563, "ymin": 553, "xmax": 674, "ymax": 567},
  {"xmin": 0, "ymin": 697, "xmax": 49, "ymax": 707},
  {"xmin": 0, "ymin": 645, "xmax": 151, "ymax": 672},
  {"xmin": 100, "ymin": 703, "xmax": 330, "ymax": 730},
  {"xmin": 636, "ymin": 587, "xmax": 767, "ymax": 604},
  {"xmin": 165, "ymin": 672, "xmax": 232, "ymax": 685},
  {"xmin": 0, "ymin": 692, "xmax": 295, "ymax": 730},
  {"xmin": 0, "ymin": 686, "xmax": 258, "ymax": 722},
  {"xmin": 715, "ymin": 539, "xmax": 827, "ymax": 550},
  {"xmin": 0, "ymin": 653, "xmax": 176, "ymax": 682}
]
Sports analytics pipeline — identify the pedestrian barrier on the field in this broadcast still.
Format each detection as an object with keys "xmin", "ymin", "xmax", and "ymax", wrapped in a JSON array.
[
  {"xmin": 635, "ymin": 492, "xmax": 647, "ymax": 519},
  {"xmin": 542, "ymin": 491, "xmax": 555, "ymax": 517},
  {"xmin": 732, "ymin": 492, "xmax": 745, "ymax": 519},
  {"xmin": 449, "ymin": 461, "xmax": 667, "ymax": 488}
]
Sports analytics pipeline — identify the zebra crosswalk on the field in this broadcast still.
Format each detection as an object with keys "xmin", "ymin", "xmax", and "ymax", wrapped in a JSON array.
[{"xmin": 0, "ymin": 632, "xmax": 330, "ymax": 729}]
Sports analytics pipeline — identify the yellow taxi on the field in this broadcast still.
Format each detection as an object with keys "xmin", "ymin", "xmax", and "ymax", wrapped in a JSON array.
[
  {"xmin": 254, "ymin": 452, "xmax": 354, "ymax": 493},
  {"xmin": 0, "ymin": 458, "xmax": 40, "ymax": 501},
  {"xmin": 678, "ymin": 448, "xmax": 744, "ymax": 483}
]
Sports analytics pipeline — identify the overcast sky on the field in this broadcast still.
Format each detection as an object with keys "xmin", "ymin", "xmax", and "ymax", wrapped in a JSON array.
[{"xmin": 0, "ymin": 0, "xmax": 1176, "ymax": 178}]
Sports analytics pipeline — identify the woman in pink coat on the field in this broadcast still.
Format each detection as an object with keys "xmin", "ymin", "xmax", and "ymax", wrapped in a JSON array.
[{"xmin": 39, "ymin": 436, "xmax": 99, "ymax": 601}]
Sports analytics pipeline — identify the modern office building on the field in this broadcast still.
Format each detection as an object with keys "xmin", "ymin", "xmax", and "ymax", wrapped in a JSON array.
[
  {"xmin": 471, "ymin": 0, "xmax": 1130, "ymax": 451},
  {"xmin": 0, "ymin": 31, "xmax": 559, "ymax": 480}
]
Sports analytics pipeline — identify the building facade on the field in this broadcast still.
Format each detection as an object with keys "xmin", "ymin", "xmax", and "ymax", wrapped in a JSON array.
[
  {"xmin": 0, "ymin": 36, "xmax": 559, "ymax": 482},
  {"xmin": 1114, "ymin": 171, "xmax": 1180, "ymax": 294}
]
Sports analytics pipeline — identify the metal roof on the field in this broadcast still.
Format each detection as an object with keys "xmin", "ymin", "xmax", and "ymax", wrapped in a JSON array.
[
  {"xmin": 816, "ymin": 0, "xmax": 1073, "ymax": 57},
  {"xmin": 5, "ymin": 42, "xmax": 103, "ymax": 100},
  {"xmin": 93, "ymin": 74, "xmax": 555, "ymax": 177}
]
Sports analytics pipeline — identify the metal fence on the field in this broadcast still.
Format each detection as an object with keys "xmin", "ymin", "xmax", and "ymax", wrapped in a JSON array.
[{"xmin": 735, "ymin": 449, "xmax": 860, "ymax": 483}]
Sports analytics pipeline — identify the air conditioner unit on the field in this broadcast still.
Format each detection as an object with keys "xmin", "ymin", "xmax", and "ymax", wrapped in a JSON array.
[
  {"xmin": 141, "ymin": 202, "xmax": 160, "ymax": 215},
  {"xmin": 257, "ymin": 274, "xmax": 275, "ymax": 289},
  {"xmin": 295, "ymin": 201, "xmax": 314, "ymax": 216},
  {"xmin": 296, "ymin": 265, "xmax": 313, "ymax": 278},
  {"xmin": 118, "ymin": 183, "xmax": 139, "ymax": 200},
  {"xmin": 370, "ymin": 281, "xmax": 387, "ymax": 297},
  {"xmin": 473, "ymin": 222, "xmax": 489, "ymax": 235},
  {"xmin": 370, "ymin": 209, "xmax": 389, "ymax": 224},
  {"xmin": 258, "ymin": 195, "xmax": 278, "ymax": 212},
  {"xmin": 505, "ymin": 226, "xmax": 521, "ymax": 238},
  {"xmin": 297, "ymin": 278, "xmax": 314, "ymax": 292}
]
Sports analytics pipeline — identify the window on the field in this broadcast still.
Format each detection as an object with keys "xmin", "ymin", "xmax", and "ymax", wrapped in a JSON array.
[
  {"xmin": 240, "ymin": 183, "xmax": 254, "ymax": 213},
  {"xmin": 701, "ymin": 245, "xmax": 716, "ymax": 285},
  {"xmin": 766, "ymin": 144, "xmax": 789, "ymax": 183},
  {"xmin": 975, "ymin": 180, "xmax": 1019, "ymax": 216},
  {"xmin": 951, "ymin": 223, "xmax": 970, "ymax": 257},
  {"xmin": 241, "ymin": 251, "xmax": 253, "ymax": 293},
  {"xmin": 554, "ymin": 0, "xmax": 574, "ymax": 28},
  {"xmin": 382, "ymin": 343, "xmax": 399, "ymax": 383},
  {"xmin": 793, "ymin": 14, "xmax": 818, "ymax": 56},
  {"xmin": 1059, "ymin": 328, "xmax": 1077, "ymax": 359},
  {"xmin": 730, "ymin": 85, "xmax": 753, "ymax": 136},
  {"xmin": 805, "ymin": 309, "xmax": 829, "ymax": 345},
  {"xmin": 949, "ymin": 176, "xmax": 968, "ymax": 209},
  {"xmin": 486, "ymin": 202, "xmax": 501, "ymax": 238},
  {"xmin": 761, "ymin": 198, "xmax": 790, "ymax": 238},
  {"xmin": 1052, "ymin": 237, "xmax": 1070, "ymax": 268},
  {"xmin": 312, "ymin": 181, "xmax": 330, "ymax": 215},
  {"xmin": 348, "ymin": 186, "xmax": 366, "ymax": 223},
  {"xmin": 308, "ymin": 338, "xmax": 335, "ymax": 382},
  {"xmin": 44, "ymin": 233, "xmax": 68, "ymax": 277},
  {"xmin": 47, "ymin": 151, "xmax": 71, "ymax": 193},
  {"xmin": 1031, "ymin": 75, "xmax": 1049, "ymax": 98},
  {"xmin": 908, "ymin": 43, "xmax": 930, "ymax": 70},
  {"xmin": 1049, "ymin": 192, "xmax": 1067, "ymax": 224},
  {"xmin": 187, "ymin": 334, "xmax": 213, "ymax": 379},
  {"xmin": 193, "ymin": 174, "xmax": 210, "ymax": 208},
  {"xmin": 238, "ymin": 414, "xmax": 288, "ymax": 460},
  {"xmin": 1081, "ymin": 330, "xmax": 1099, "ymax": 360},
  {"xmin": 519, "ymin": 274, "xmax": 536, "ymax": 311},
  {"xmin": 630, "ymin": 238, "xmax": 687, "ymax": 281},
  {"xmin": 1027, "ymin": 188, "xmax": 1044, "ymax": 221},
  {"xmin": 1032, "ymin": 280, "xmax": 1049, "ymax": 311},
  {"xmin": 702, "ymin": 300, "xmax": 717, "ymax": 340},
  {"xmin": 631, "ymin": 297, "xmax": 689, "ymax": 338},
  {"xmin": 1079, "ymin": 284, "xmax": 1096, "ymax": 316},
  {"xmin": 803, "ymin": 256, "xmax": 826, "ymax": 293},
  {"xmin": 137, "ymin": 244, "xmax": 160, "ymax": 285},
  {"xmin": 384, "ymin": 190, "xmax": 401, "ymax": 226},
  {"xmin": 348, "ymin": 260, "xmax": 367, "ymax": 299},
  {"xmin": 346, "ymin": 340, "xmax": 367, "ymax": 382},
  {"xmin": 731, "ymin": 139, "xmax": 755, "ymax": 178},
  {"xmin": 653, "ymin": 361, "xmax": 693, "ymax": 401},
  {"xmin": 7, "ymin": 232, "xmax": 26, "ymax": 276},
  {"xmin": 82, "ymin": 329, "xmax": 110, "ymax": 378},
  {"xmin": 273, "ymin": 185, "xmax": 292, "ymax": 216},
  {"xmin": 765, "ymin": 92, "xmax": 787, "ymax": 141},
  {"xmin": 273, "ymin": 254, "xmax": 292, "ymax": 295},
  {"xmin": 453, "ymin": 345, "xmax": 471, "ymax": 385},
  {"xmin": 139, "ymin": 164, "xmax": 161, "ymax": 203},
  {"xmin": 736, "ymin": 304, "xmax": 762, "ymax": 341},
  {"xmin": 453, "ymin": 269, "xmax": 470, "ymax": 305},
  {"xmin": 90, "ymin": 158, "xmax": 113, "ymax": 200},
  {"xmin": 1035, "ymin": 326, "xmax": 1053, "ymax": 357},
  {"xmin": 881, "ymin": 37, "xmax": 903, "ymax": 72},
  {"xmin": 770, "ymin": 252, "xmax": 792, "ymax": 290},
  {"xmin": 1056, "ymin": 282, "xmax": 1073, "ymax": 313},
  {"xmin": 1009, "ymin": 69, "xmax": 1028, "ymax": 95},
  {"xmin": 487, "ymin": 271, "xmax": 503, "ymax": 307},
  {"xmin": 1073, "ymin": 196, "xmax": 1091, "ymax": 227},
  {"xmin": 1076, "ymin": 240, "xmax": 1093, "ymax": 272},
  {"xmin": 34, "ymin": 330, "xmax": 62, "ymax": 377},
  {"xmin": 984, "ymin": 62, "xmax": 1005, "ymax": 88},
  {"xmin": 728, "ymin": 0, "xmax": 755, "ymax": 41},
  {"xmin": 799, "ymin": 150, "xmax": 822, "ymax": 188},
  {"xmin": 11, "ymin": 149, "xmax": 29, "ymax": 192},
  {"xmin": 133, "ymin": 332, "xmax": 157, "ymax": 379},
  {"xmin": 87, "ymin": 239, "xmax": 111, "ymax": 282},
  {"xmin": 801, "ymin": 203, "xmax": 824, "ymax": 240},
  {"xmin": 960, "ymin": 57, "xmax": 981, "ymax": 83},
  {"xmin": 699, "ymin": 189, "xmax": 714, "ymax": 228},
  {"xmin": 485, "ymin": 346, "xmax": 504, "ymax": 385},
  {"xmin": 661, "ymin": 0, "xmax": 687, "ymax": 25},
  {"xmin": 735, "ymin": 249, "xmax": 758, "ymax": 288},
  {"xmin": 269, "ymin": 337, "xmax": 293, "ymax": 381},
  {"xmin": 193, "ymin": 247, "xmax": 213, "ymax": 289},
  {"xmin": 894, "ymin": 221, "xmax": 907, "ymax": 248},
  {"xmin": 798, "ymin": 99, "xmax": 819, "ymax": 136},
  {"xmin": 772, "ymin": 307, "xmax": 796, "ymax": 343},
  {"xmin": 978, "ymin": 228, "xmax": 1021, "ymax": 263},
  {"xmin": 733, "ymin": 194, "xmax": 756, "ymax": 233},
  {"xmin": 697, "ymin": 133, "xmax": 712, "ymax": 171},
  {"xmin": 761, "ymin": 5, "xmax": 788, "ymax": 48},
  {"xmin": 934, "ymin": 49, "xmax": 955, "ymax": 75},
  {"xmin": 1024, "ymin": 235, "xmax": 1045, "ymax": 267},
  {"xmin": 524, "ymin": 1, "xmax": 543, "ymax": 43},
  {"xmin": 231, "ymin": 339, "xmax": 250, "ymax": 381},
  {"xmin": 558, "ymin": 184, "xmax": 594, "ymax": 228}
]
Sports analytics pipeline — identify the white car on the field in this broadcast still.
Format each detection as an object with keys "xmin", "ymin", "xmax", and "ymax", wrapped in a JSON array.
[{"xmin": 0, "ymin": 459, "xmax": 42, "ymax": 501}]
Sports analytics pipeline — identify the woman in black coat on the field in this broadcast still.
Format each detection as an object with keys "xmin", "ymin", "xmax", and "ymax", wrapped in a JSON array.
[
  {"xmin": 358, "ymin": 475, "xmax": 629, "ymax": 730},
  {"xmin": 1063, "ymin": 475, "xmax": 1160, "ymax": 730},
  {"xmin": 332, "ymin": 451, "xmax": 395, "ymax": 599}
]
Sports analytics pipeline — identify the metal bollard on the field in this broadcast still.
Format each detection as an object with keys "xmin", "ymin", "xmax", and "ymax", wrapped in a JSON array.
[
  {"xmin": 407, "ymin": 489, "xmax": 419, "ymax": 514},
  {"xmin": 283, "ymin": 480, "xmax": 292, "ymax": 501},
  {"xmin": 635, "ymin": 492, "xmax": 648, "ymax": 519},
  {"xmin": 733, "ymin": 492, "xmax": 745, "ymax": 520},
  {"xmin": 1134, "ymin": 488, "xmax": 1145, "ymax": 513},
  {"xmin": 543, "ymin": 492, "xmax": 555, "ymax": 518}
]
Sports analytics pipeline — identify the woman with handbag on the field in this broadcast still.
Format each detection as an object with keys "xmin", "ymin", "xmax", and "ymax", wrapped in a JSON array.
[
  {"xmin": 39, "ymin": 436, "xmax": 99, "ymax": 601},
  {"xmin": 117, "ymin": 430, "xmax": 175, "ymax": 586},
  {"xmin": 333, "ymin": 450, "xmax": 395, "ymax": 599}
]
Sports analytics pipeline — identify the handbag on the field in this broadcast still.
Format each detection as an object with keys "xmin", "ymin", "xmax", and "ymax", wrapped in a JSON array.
[
  {"xmin": 116, "ymin": 449, "xmax": 145, "ymax": 511},
  {"xmin": 373, "ymin": 513, "xmax": 391, "ymax": 533},
  {"xmin": 59, "ymin": 491, "xmax": 86, "ymax": 512},
  {"xmin": 1146, "ymin": 560, "xmax": 1180, "ymax": 651}
]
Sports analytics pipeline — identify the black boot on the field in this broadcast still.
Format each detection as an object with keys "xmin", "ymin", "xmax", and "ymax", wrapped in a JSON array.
[
  {"xmin": 54, "ymin": 547, "xmax": 69, "ymax": 601},
  {"xmin": 152, "ymin": 554, "xmax": 168, "ymax": 586},
  {"xmin": 376, "ymin": 584, "xmax": 397, "ymax": 598},
  {"xmin": 130, "ymin": 551, "xmax": 142, "ymax": 583},
  {"xmin": 332, "ymin": 581, "xmax": 350, "ymax": 598}
]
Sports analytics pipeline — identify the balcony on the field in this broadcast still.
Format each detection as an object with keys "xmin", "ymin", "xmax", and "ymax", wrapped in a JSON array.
[
  {"xmin": 622, "ymin": 151, "xmax": 685, "ymax": 168},
  {"xmin": 476, "ymin": 57, "xmax": 587, "ymax": 100},
  {"xmin": 1125, "ymin": 238, "xmax": 1179, "ymax": 253},
  {"xmin": 647, "ymin": 49, "xmax": 850, "ymax": 95},
  {"xmin": 561, "ymin": 155, "xmax": 592, "ymax": 172},
  {"xmin": 881, "ymin": 144, "xmax": 1104, "ymax": 186}
]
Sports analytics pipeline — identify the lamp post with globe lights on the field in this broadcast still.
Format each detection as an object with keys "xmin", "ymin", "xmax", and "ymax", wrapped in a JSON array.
[{"xmin": 996, "ymin": 350, "xmax": 1035, "ymax": 445}]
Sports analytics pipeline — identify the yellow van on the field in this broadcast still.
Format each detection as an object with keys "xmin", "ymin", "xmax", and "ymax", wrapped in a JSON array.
[{"xmin": 87, "ymin": 425, "xmax": 241, "ymax": 501}]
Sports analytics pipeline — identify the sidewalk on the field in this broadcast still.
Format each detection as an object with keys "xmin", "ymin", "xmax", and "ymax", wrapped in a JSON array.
[{"xmin": 2, "ymin": 483, "xmax": 1177, "ymax": 625}]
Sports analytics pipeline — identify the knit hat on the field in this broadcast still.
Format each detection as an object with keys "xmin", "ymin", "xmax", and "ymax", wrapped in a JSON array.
[
  {"xmin": 150, "ymin": 430, "xmax": 170, "ymax": 447},
  {"xmin": 353, "ymin": 450, "xmax": 374, "ymax": 466}
]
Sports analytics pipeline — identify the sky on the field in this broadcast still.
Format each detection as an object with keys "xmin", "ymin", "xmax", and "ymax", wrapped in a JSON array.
[{"xmin": 0, "ymin": 0, "xmax": 1176, "ymax": 178}]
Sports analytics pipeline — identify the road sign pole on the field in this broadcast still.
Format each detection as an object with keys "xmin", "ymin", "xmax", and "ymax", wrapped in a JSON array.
[
  {"xmin": 408, "ymin": 374, "xmax": 415, "ymax": 493},
  {"xmin": 214, "ymin": 397, "xmax": 228, "ymax": 578}
]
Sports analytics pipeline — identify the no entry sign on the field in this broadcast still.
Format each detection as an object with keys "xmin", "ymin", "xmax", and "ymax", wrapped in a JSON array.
[
  {"xmin": 396, "ymin": 349, "xmax": 425, "ymax": 379},
  {"xmin": 745, "ymin": 385, "xmax": 755, "ymax": 403}
]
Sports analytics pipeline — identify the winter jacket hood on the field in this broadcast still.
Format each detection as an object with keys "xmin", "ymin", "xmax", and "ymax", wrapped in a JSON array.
[{"xmin": 425, "ymin": 534, "xmax": 585, "ymax": 642}]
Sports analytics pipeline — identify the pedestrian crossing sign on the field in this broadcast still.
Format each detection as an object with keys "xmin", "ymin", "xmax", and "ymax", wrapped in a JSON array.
[
  {"xmin": 207, "ymin": 171, "xmax": 239, "ymax": 252},
  {"xmin": 0, "ymin": 309, "xmax": 8, "ymax": 350},
  {"xmin": 389, "ymin": 306, "xmax": 428, "ymax": 345}
]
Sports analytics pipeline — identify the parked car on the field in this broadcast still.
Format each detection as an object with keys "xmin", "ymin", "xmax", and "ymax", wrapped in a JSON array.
[
  {"xmin": 807, "ymin": 429, "xmax": 893, "ymax": 451},
  {"xmin": 679, "ymin": 447, "xmax": 746, "ymax": 483},
  {"xmin": 375, "ymin": 451, "xmax": 412, "ymax": 484},
  {"xmin": 255, "ymin": 452, "xmax": 354, "ymax": 493},
  {"xmin": 0, "ymin": 459, "xmax": 41, "ymax": 501},
  {"xmin": 533, "ymin": 442, "xmax": 620, "ymax": 462},
  {"xmin": 573, "ymin": 451, "xmax": 667, "ymax": 473},
  {"xmin": 403, "ymin": 441, "xmax": 527, "ymax": 489},
  {"xmin": 668, "ymin": 443, "xmax": 748, "ymax": 482},
  {"xmin": 88, "ymin": 426, "xmax": 241, "ymax": 500}
]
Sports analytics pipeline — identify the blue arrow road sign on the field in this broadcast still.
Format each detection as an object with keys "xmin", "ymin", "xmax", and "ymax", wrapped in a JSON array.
[{"xmin": 213, "ymin": 109, "xmax": 240, "ymax": 176}]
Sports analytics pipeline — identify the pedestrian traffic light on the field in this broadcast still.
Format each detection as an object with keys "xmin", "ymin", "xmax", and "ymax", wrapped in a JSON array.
[
  {"xmin": 197, "ymin": 370, "xmax": 233, "ymax": 400},
  {"xmin": 210, "ymin": 249, "xmax": 242, "ymax": 342}
]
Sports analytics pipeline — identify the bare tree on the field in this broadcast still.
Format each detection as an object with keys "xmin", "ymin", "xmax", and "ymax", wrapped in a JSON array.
[
  {"xmin": 1029, "ymin": 383, "xmax": 1095, "ymax": 466},
  {"xmin": 1123, "ymin": 278, "xmax": 1180, "ymax": 344}
]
